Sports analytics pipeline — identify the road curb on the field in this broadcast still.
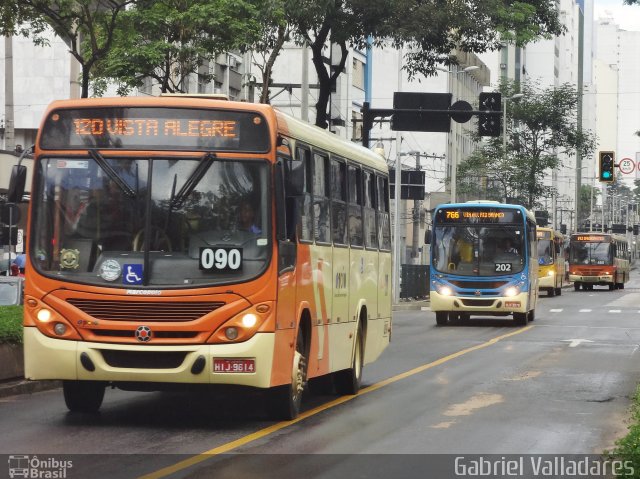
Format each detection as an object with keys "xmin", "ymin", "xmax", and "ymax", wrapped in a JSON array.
[{"xmin": 0, "ymin": 378, "xmax": 61, "ymax": 398}]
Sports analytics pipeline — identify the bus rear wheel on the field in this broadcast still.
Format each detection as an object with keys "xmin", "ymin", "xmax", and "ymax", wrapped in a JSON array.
[
  {"xmin": 267, "ymin": 327, "xmax": 307, "ymax": 420},
  {"xmin": 334, "ymin": 321, "xmax": 364, "ymax": 395},
  {"xmin": 63, "ymin": 380, "xmax": 105, "ymax": 413}
]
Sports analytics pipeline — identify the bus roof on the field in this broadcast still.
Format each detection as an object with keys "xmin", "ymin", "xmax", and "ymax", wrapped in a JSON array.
[{"xmin": 274, "ymin": 109, "xmax": 388, "ymax": 173}]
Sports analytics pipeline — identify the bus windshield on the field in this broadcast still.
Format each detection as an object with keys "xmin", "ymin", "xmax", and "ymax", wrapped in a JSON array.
[
  {"xmin": 432, "ymin": 225, "xmax": 525, "ymax": 276},
  {"xmin": 31, "ymin": 155, "xmax": 270, "ymax": 287},
  {"xmin": 570, "ymin": 241, "xmax": 612, "ymax": 265},
  {"xmin": 537, "ymin": 239, "xmax": 554, "ymax": 265}
]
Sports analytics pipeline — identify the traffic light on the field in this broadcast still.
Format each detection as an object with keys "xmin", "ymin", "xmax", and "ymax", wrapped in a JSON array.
[
  {"xmin": 598, "ymin": 151, "xmax": 615, "ymax": 182},
  {"xmin": 477, "ymin": 92, "xmax": 502, "ymax": 136}
]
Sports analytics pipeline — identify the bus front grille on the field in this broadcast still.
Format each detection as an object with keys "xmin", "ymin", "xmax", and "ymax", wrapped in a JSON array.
[
  {"xmin": 90, "ymin": 329, "xmax": 199, "ymax": 339},
  {"xmin": 460, "ymin": 299, "xmax": 496, "ymax": 307},
  {"xmin": 450, "ymin": 281, "xmax": 508, "ymax": 290},
  {"xmin": 67, "ymin": 299, "xmax": 224, "ymax": 322},
  {"xmin": 100, "ymin": 350, "xmax": 188, "ymax": 369}
]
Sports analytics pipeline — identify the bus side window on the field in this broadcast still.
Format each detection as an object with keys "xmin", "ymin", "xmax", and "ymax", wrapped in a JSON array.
[
  {"xmin": 295, "ymin": 145, "xmax": 314, "ymax": 243},
  {"xmin": 331, "ymin": 158, "xmax": 348, "ymax": 245},
  {"xmin": 377, "ymin": 175, "xmax": 391, "ymax": 250},
  {"xmin": 348, "ymin": 164, "xmax": 363, "ymax": 247}
]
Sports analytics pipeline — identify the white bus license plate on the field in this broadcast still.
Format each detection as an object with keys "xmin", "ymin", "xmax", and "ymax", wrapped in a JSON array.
[{"xmin": 213, "ymin": 358, "xmax": 255, "ymax": 373}]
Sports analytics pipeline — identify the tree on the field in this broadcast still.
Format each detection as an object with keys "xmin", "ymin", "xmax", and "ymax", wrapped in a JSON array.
[
  {"xmin": 0, "ymin": 0, "xmax": 135, "ymax": 98},
  {"xmin": 456, "ymin": 80, "xmax": 596, "ymax": 209},
  {"xmin": 282, "ymin": 0, "xmax": 565, "ymax": 128},
  {"xmin": 91, "ymin": 0, "xmax": 261, "ymax": 95}
]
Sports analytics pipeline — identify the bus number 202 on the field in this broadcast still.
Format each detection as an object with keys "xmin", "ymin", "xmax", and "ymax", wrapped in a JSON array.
[
  {"xmin": 495, "ymin": 262, "xmax": 512, "ymax": 272},
  {"xmin": 200, "ymin": 247, "xmax": 243, "ymax": 272}
]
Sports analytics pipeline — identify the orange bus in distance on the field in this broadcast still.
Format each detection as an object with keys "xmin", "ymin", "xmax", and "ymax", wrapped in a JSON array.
[
  {"xmin": 9, "ymin": 95, "xmax": 392, "ymax": 420},
  {"xmin": 568, "ymin": 233, "xmax": 630, "ymax": 291}
]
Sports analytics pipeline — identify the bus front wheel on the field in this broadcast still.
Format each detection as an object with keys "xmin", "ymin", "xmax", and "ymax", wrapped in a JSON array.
[
  {"xmin": 574, "ymin": 283, "xmax": 581, "ymax": 291},
  {"xmin": 435, "ymin": 312, "xmax": 448, "ymax": 326},
  {"xmin": 267, "ymin": 327, "xmax": 308, "ymax": 420},
  {"xmin": 514, "ymin": 312, "xmax": 528, "ymax": 326},
  {"xmin": 63, "ymin": 380, "xmax": 105, "ymax": 413}
]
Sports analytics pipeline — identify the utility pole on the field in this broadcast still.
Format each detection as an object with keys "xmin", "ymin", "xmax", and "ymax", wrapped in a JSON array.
[
  {"xmin": 4, "ymin": 36, "xmax": 15, "ymax": 151},
  {"xmin": 411, "ymin": 152, "xmax": 421, "ymax": 263}
]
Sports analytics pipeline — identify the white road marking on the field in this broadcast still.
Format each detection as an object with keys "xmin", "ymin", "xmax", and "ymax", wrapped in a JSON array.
[
  {"xmin": 549, "ymin": 309, "xmax": 563, "ymax": 313},
  {"xmin": 562, "ymin": 339, "xmax": 594, "ymax": 347}
]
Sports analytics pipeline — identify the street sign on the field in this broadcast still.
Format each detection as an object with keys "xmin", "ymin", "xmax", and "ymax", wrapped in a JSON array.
[{"xmin": 619, "ymin": 157, "xmax": 635, "ymax": 175}]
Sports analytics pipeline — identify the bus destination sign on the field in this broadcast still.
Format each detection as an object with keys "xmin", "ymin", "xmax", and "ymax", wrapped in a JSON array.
[
  {"xmin": 575, "ymin": 235, "xmax": 606, "ymax": 242},
  {"xmin": 437, "ymin": 207, "xmax": 521, "ymax": 224},
  {"xmin": 40, "ymin": 107, "xmax": 270, "ymax": 152}
]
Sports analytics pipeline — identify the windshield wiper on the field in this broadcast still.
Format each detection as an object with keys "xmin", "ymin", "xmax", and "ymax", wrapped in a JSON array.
[
  {"xmin": 170, "ymin": 152, "xmax": 216, "ymax": 208},
  {"xmin": 88, "ymin": 149, "xmax": 136, "ymax": 198}
]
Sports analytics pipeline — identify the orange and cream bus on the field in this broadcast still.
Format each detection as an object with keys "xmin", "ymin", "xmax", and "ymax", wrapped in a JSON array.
[
  {"xmin": 9, "ymin": 95, "xmax": 392, "ymax": 420},
  {"xmin": 536, "ymin": 227, "xmax": 565, "ymax": 296},
  {"xmin": 568, "ymin": 233, "xmax": 630, "ymax": 291}
]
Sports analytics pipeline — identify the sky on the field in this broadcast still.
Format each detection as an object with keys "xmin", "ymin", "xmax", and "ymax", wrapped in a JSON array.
[{"xmin": 593, "ymin": 0, "xmax": 640, "ymax": 31}]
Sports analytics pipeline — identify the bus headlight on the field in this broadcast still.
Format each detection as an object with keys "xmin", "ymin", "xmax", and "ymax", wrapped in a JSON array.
[
  {"xmin": 504, "ymin": 286, "xmax": 520, "ymax": 297},
  {"xmin": 547, "ymin": 270, "xmax": 555, "ymax": 277},
  {"xmin": 241, "ymin": 314, "xmax": 258, "ymax": 328},
  {"xmin": 53, "ymin": 323, "xmax": 67, "ymax": 336},
  {"xmin": 437, "ymin": 285, "xmax": 453, "ymax": 296},
  {"xmin": 37, "ymin": 309, "xmax": 52, "ymax": 322}
]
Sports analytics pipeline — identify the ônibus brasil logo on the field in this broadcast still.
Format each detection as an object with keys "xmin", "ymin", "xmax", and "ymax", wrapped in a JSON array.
[{"xmin": 8, "ymin": 455, "xmax": 73, "ymax": 478}]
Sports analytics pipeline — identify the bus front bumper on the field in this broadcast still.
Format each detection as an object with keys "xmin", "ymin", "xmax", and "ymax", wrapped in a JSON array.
[
  {"xmin": 23, "ymin": 327, "xmax": 275, "ymax": 389},
  {"xmin": 569, "ymin": 274, "xmax": 613, "ymax": 284},
  {"xmin": 538, "ymin": 273, "xmax": 557, "ymax": 289},
  {"xmin": 430, "ymin": 291, "xmax": 530, "ymax": 313}
]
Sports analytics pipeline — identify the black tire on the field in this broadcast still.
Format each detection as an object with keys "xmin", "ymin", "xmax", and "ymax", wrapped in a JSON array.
[
  {"xmin": 435, "ymin": 312, "xmax": 448, "ymax": 326},
  {"xmin": 63, "ymin": 380, "xmax": 105, "ymax": 413},
  {"xmin": 618, "ymin": 283, "xmax": 625, "ymax": 290},
  {"xmin": 267, "ymin": 327, "xmax": 307, "ymax": 420},
  {"xmin": 334, "ymin": 322, "xmax": 364, "ymax": 395},
  {"xmin": 513, "ymin": 312, "xmax": 528, "ymax": 326},
  {"xmin": 555, "ymin": 287, "xmax": 562, "ymax": 296},
  {"xmin": 528, "ymin": 309, "xmax": 535, "ymax": 322},
  {"xmin": 574, "ymin": 283, "xmax": 581, "ymax": 291},
  {"xmin": 548, "ymin": 288, "xmax": 555, "ymax": 297},
  {"xmin": 609, "ymin": 283, "xmax": 615, "ymax": 291}
]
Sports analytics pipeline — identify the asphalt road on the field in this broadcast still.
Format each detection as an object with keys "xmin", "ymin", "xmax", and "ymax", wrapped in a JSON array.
[{"xmin": 2, "ymin": 278, "xmax": 640, "ymax": 478}]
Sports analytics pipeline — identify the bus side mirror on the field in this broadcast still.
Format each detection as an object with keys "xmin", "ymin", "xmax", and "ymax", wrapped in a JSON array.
[
  {"xmin": 424, "ymin": 229, "xmax": 431, "ymax": 244},
  {"xmin": 274, "ymin": 161, "xmax": 287, "ymax": 241},
  {"xmin": 7, "ymin": 165, "xmax": 27, "ymax": 203}
]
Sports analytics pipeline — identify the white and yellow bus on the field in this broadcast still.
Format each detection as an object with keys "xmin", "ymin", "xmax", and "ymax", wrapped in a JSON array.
[
  {"xmin": 536, "ymin": 227, "xmax": 565, "ymax": 296},
  {"xmin": 10, "ymin": 95, "xmax": 392, "ymax": 420}
]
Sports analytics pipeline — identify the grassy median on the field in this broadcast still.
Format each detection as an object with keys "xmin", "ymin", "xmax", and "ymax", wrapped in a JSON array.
[
  {"xmin": 0, "ymin": 306, "xmax": 23, "ymax": 344},
  {"xmin": 607, "ymin": 384, "xmax": 640, "ymax": 477}
]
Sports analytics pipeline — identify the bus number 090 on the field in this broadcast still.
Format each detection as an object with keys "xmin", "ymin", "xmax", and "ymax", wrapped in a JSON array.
[{"xmin": 200, "ymin": 247, "xmax": 242, "ymax": 272}]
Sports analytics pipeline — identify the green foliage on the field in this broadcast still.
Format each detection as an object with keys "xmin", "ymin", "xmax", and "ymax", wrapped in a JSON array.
[
  {"xmin": 457, "ymin": 80, "xmax": 596, "ymax": 209},
  {"xmin": 0, "ymin": 0, "xmax": 135, "ymax": 97},
  {"xmin": 91, "ymin": 0, "xmax": 261, "ymax": 95},
  {"xmin": 0, "ymin": 306, "xmax": 23, "ymax": 344},
  {"xmin": 606, "ymin": 385, "xmax": 640, "ymax": 478}
]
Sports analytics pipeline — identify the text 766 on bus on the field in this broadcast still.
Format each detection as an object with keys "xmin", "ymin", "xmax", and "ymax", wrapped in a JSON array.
[{"xmin": 8, "ymin": 95, "xmax": 392, "ymax": 420}]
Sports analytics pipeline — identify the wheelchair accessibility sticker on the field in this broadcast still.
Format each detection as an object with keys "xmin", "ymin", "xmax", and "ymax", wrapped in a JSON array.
[{"xmin": 123, "ymin": 264, "xmax": 143, "ymax": 285}]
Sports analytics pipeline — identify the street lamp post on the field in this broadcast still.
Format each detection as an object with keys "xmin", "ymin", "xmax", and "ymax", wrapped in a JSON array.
[{"xmin": 437, "ymin": 65, "xmax": 479, "ymax": 203}]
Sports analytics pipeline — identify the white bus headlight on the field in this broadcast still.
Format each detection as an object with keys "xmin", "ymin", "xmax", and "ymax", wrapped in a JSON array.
[
  {"xmin": 504, "ymin": 286, "xmax": 520, "ymax": 297},
  {"xmin": 547, "ymin": 270, "xmax": 555, "ymax": 276},
  {"xmin": 437, "ymin": 285, "xmax": 453, "ymax": 296},
  {"xmin": 37, "ymin": 308, "xmax": 52, "ymax": 322}
]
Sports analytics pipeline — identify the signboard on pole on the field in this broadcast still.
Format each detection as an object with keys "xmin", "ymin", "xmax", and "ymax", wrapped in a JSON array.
[{"xmin": 619, "ymin": 157, "xmax": 635, "ymax": 175}]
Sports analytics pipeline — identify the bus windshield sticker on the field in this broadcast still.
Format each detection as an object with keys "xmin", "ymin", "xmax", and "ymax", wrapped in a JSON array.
[
  {"xmin": 200, "ymin": 247, "xmax": 243, "ymax": 272},
  {"xmin": 41, "ymin": 107, "xmax": 270, "ymax": 152},
  {"xmin": 495, "ymin": 263, "xmax": 512, "ymax": 272}
]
